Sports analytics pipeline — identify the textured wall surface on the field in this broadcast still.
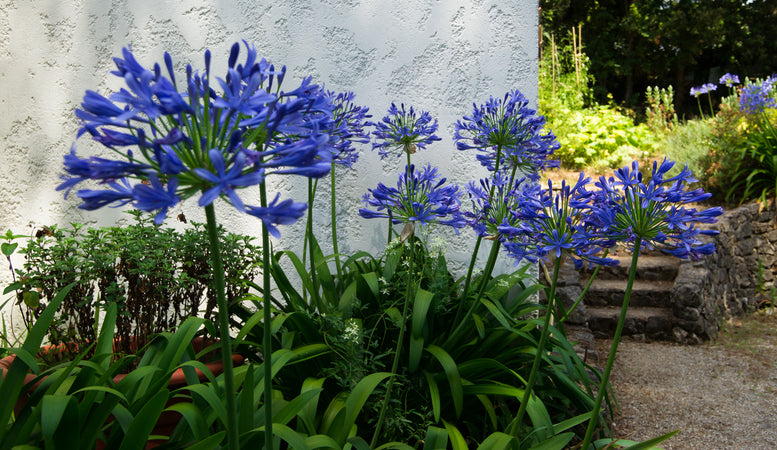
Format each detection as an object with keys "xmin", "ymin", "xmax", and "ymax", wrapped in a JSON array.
[{"xmin": 0, "ymin": 0, "xmax": 538, "ymax": 328}]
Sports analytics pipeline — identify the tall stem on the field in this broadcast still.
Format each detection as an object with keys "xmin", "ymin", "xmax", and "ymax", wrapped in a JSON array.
[
  {"xmin": 445, "ymin": 239, "xmax": 500, "ymax": 348},
  {"xmin": 580, "ymin": 238, "xmax": 642, "ymax": 449},
  {"xmin": 454, "ymin": 235, "xmax": 482, "ymax": 325},
  {"xmin": 259, "ymin": 183, "xmax": 274, "ymax": 450},
  {"xmin": 330, "ymin": 165, "xmax": 342, "ymax": 277},
  {"xmin": 204, "ymin": 204, "xmax": 238, "ymax": 450},
  {"xmin": 509, "ymin": 255, "xmax": 562, "ymax": 433},
  {"xmin": 371, "ymin": 240, "xmax": 415, "ymax": 447},
  {"xmin": 307, "ymin": 178, "xmax": 320, "ymax": 308}
]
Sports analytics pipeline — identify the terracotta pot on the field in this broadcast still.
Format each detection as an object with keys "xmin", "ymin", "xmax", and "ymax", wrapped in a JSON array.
[{"xmin": 0, "ymin": 337, "xmax": 244, "ymax": 449}]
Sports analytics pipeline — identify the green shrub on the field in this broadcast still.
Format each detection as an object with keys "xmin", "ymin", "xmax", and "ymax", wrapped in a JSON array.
[
  {"xmin": 7, "ymin": 211, "xmax": 261, "ymax": 364},
  {"xmin": 232, "ymin": 236, "xmax": 601, "ymax": 446},
  {"xmin": 659, "ymin": 118, "xmax": 714, "ymax": 181},
  {"xmin": 549, "ymin": 104, "xmax": 658, "ymax": 170}
]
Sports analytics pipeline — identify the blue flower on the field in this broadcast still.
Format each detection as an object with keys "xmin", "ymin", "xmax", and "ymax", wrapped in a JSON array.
[
  {"xmin": 367, "ymin": 103, "xmax": 441, "ymax": 159},
  {"xmin": 193, "ymin": 150, "xmax": 265, "ymax": 211},
  {"xmin": 61, "ymin": 42, "xmax": 335, "ymax": 235},
  {"xmin": 499, "ymin": 174, "xmax": 618, "ymax": 267},
  {"xmin": 689, "ymin": 83, "xmax": 717, "ymax": 97},
  {"xmin": 454, "ymin": 90, "xmax": 559, "ymax": 177},
  {"xmin": 719, "ymin": 73, "xmax": 740, "ymax": 87},
  {"xmin": 360, "ymin": 164, "xmax": 465, "ymax": 231},
  {"xmin": 326, "ymin": 91, "xmax": 371, "ymax": 168},
  {"xmin": 739, "ymin": 76, "xmax": 777, "ymax": 115},
  {"xmin": 132, "ymin": 175, "xmax": 180, "ymax": 224},
  {"xmin": 75, "ymin": 179, "xmax": 135, "ymax": 211},
  {"xmin": 464, "ymin": 173, "xmax": 534, "ymax": 245},
  {"xmin": 589, "ymin": 158, "xmax": 723, "ymax": 260},
  {"xmin": 245, "ymin": 193, "xmax": 307, "ymax": 239}
]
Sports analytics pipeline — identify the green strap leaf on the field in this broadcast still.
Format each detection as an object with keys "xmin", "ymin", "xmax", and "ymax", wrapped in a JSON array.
[
  {"xmin": 422, "ymin": 370, "xmax": 441, "ymax": 423},
  {"xmin": 409, "ymin": 288, "xmax": 434, "ymax": 373},
  {"xmin": 528, "ymin": 432, "xmax": 574, "ymax": 450},
  {"xmin": 425, "ymin": 345, "xmax": 463, "ymax": 418},
  {"xmin": 328, "ymin": 372, "xmax": 392, "ymax": 445},
  {"xmin": 423, "ymin": 426, "xmax": 449, "ymax": 450},
  {"xmin": 41, "ymin": 394, "xmax": 80, "ymax": 450},
  {"xmin": 185, "ymin": 431, "xmax": 226, "ymax": 450},
  {"xmin": 117, "ymin": 389, "xmax": 170, "ymax": 450},
  {"xmin": 0, "ymin": 282, "xmax": 74, "ymax": 446},
  {"xmin": 477, "ymin": 431, "xmax": 518, "ymax": 450},
  {"xmin": 442, "ymin": 420, "xmax": 468, "ymax": 450}
]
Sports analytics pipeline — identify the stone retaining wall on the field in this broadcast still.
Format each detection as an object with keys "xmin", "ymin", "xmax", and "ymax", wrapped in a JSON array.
[{"xmin": 672, "ymin": 202, "xmax": 775, "ymax": 341}]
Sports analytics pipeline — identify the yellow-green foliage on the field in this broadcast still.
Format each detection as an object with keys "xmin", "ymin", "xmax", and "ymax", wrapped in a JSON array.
[{"xmin": 546, "ymin": 103, "xmax": 658, "ymax": 170}]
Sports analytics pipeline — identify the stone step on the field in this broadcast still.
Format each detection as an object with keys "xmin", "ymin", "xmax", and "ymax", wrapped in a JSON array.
[
  {"xmin": 579, "ymin": 254, "xmax": 680, "ymax": 281},
  {"xmin": 585, "ymin": 279, "xmax": 674, "ymax": 308},
  {"xmin": 586, "ymin": 306, "xmax": 675, "ymax": 341}
]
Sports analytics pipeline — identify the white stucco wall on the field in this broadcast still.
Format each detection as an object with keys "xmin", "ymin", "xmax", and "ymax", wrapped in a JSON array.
[{"xmin": 0, "ymin": 0, "xmax": 538, "ymax": 332}]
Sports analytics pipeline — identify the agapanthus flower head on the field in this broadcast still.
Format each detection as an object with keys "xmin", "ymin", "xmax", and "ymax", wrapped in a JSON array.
[
  {"xmin": 689, "ymin": 83, "xmax": 717, "ymax": 97},
  {"xmin": 325, "ymin": 90, "xmax": 371, "ymax": 168},
  {"xmin": 739, "ymin": 76, "xmax": 777, "ymax": 115},
  {"xmin": 367, "ymin": 103, "xmax": 441, "ymax": 159},
  {"xmin": 499, "ymin": 173, "xmax": 618, "ymax": 267},
  {"xmin": 59, "ymin": 42, "xmax": 338, "ymax": 233},
  {"xmin": 454, "ymin": 90, "xmax": 559, "ymax": 177},
  {"xmin": 588, "ymin": 158, "xmax": 723, "ymax": 260},
  {"xmin": 719, "ymin": 73, "xmax": 740, "ymax": 87},
  {"xmin": 359, "ymin": 164, "xmax": 465, "ymax": 232},
  {"xmin": 464, "ymin": 173, "xmax": 536, "ymax": 249}
]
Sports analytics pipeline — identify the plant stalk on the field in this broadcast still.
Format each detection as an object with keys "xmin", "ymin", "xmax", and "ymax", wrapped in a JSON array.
[
  {"xmin": 330, "ymin": 165, "xmax": 342, "ymax": 278},
  {"xmin": 580, "ymin": 238, "xmax": 642, "ymax": 449},
  {"xmin": 509, "ymin": 255, "xmax": 562, "ymax": 434},
  {"xmin": 204, "ymin": 204, "xmax": 239, "ymax": 450},
  {"xmin": 259, "ymin": 183, "xmax": 274, "ymax": 450},
  {"xmin": 445, "ymin": 239, "xmax": 500, "ymax": 348},
  {"xmin": 370, "ymin": 240, "xmax": 415, "ymax": 447}
]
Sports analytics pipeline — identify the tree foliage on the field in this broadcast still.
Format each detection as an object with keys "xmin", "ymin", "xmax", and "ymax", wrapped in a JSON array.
[{"xmin": 540, "ymin": 0, "xmax": 777, "ymax": 114}]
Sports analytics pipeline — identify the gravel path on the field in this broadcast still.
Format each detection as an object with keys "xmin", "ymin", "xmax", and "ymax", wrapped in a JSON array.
[{"xmin": 598, "ymin": 313, "xmax": 777, "ymax": 449}]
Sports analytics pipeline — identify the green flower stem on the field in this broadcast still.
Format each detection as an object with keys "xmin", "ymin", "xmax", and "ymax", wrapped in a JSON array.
[
  {"xmin": 307, "ymin": 178, "xmax": 321, "ymax": 308},
  {"xmin": 330, "ymin": 165, "xmax": 342, "ymax": 278},
  {"xmin": 445, "ymin": 239, "xmax": 500, "ymax": 349},
  {"xmin": 696, "ymin": 97, "xmax": 705, "ymax": 120},
  {"xmin": 259, "ymin": 182, "xmax": 274, "ymax": 450},
  {"xmin": 707, "ymin": 94, "xmax": 715, "ymax": 118},
  {"xmin": 509, "ymin": 254, "xmax": 562, "ymax": 434},
  {"xmin": 454, "ymin": 235, "xmax": 483, "ymax": 325},
  {"xmin": 370, "ymin": 241, "xmax": 416, "ymax": 447},
  {"xmin": 561, "ymin": 253, "xmax": 607, "ymax": 323},
  {"xmin": 580, "ymin": 238, "xmax": 642, "ymax": 449},
  {"xmin": 203, "ymin": 204, "xmax": 239, "ymax": 450}
]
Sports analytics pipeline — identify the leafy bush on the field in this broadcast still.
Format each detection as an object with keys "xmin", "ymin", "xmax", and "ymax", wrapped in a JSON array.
[
  {"xmin": 645, "ymin": 85, "xmax": 678, "ymax": 134},
  {"xmin": 539, "ymin": 37, "xmax": 659, "ymax": 170},
  {"xmin": 549, "ymin": 104, "xmax": 658, "ymax": 170},
  {"xmin": 6, "ymin": 211, "xmax": 261, "ymax": 363},
  {"xmin": 232, "ymin": 235, "xmax": 601, "ymax": 447},
  {"xmin": 659, "ymin": 118, "xmax": 714, "ymax": 181}
]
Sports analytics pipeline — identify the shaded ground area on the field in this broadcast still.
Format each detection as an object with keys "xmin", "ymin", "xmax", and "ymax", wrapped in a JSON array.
[{"xmin": 598, "ymin": 311, "xmax": 777, "ymax": 449}]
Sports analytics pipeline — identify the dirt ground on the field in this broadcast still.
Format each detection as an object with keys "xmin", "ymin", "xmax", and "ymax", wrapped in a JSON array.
[{"xmin": 598, "ymin": 311, "xmax": 777, "ymax": 450}]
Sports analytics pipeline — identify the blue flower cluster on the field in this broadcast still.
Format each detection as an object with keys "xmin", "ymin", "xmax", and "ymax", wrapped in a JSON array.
[
  {"xmin": 689, "ymin": 83, "xmax": 717, "ymax": 97},
  {"xmin": 359, "ymin": 164, "xmax": 465, "ymax": 230},
  {"xmin": 499, "ymin": 175, "xmax": 619, "ymax": 267},
  {"xmin": 719, "ymin": 73, "xmax": 740, "ymax": 87},
  {"xmin": 59, "ymin": 42, "xmax": 363, "ymax": 236},
  {"xmin": 589, "ymin": 158, "xmax": 723, "ymax": 259},
  {"xmin": 325, "ymin": 91, "xmax": 371, "ymax": 168},
  {"xmin": 366, "ymin": 103, "xmax": 441, "ymax": 159},
  {"xmin": 454, "ymin": 90, "xmax": 559, "ymax": 177},
  {"xmin": 739, "ymin": 76, "xmax": 777, "ymax": 115},
  {"xmin": 359, "ymin": 90, "xmax": 721, "ymax": 267}
]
